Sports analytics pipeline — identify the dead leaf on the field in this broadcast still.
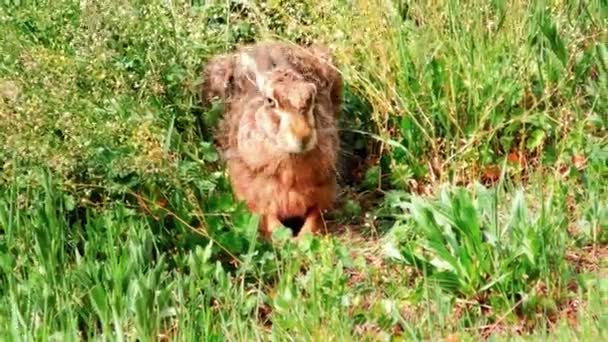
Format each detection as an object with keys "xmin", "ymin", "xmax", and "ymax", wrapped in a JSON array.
[
  {"xmin": 557, "ymin": 163, "xmax": 570, "ymax": 179},
  {"xmin": 392, "ymin": 323, "xmax": 404, "ymax": 336},
  {"xmin": 507, "ymin": 150, "xmax": 525, "ymax": 167},
  {"xmin": 431, "ymin": 155, "xmax": 443, "ymax": 178},
  {"xmin": 157, "ymin": 198, "xmax": 168, "ymax": 208},
  {"xmin": 571, "ymin": 154, "xmax": 586, "ymax": 170},
  {"xmin": 519, "ymin": 87, "xmax": 538, "ymax": 110},
  {"xmin": 567, "ymin": 224, "xmax": 579, "ymax": 237},
  {"xmin": 0, "ymin": 80, "xmax": 20, "ymax": 102},
  {"xmin": 482, "ymin": 165, "xmax": 501, "ymax": 183},
  {"xmin": 444, "ymin": 333, "xmax": 459, "ymax": 342}
]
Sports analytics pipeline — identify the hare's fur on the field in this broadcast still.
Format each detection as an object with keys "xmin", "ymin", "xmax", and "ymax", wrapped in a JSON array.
[{"xmin": 201, "ymin": 41, "xmax": 343, "ymax": 238}]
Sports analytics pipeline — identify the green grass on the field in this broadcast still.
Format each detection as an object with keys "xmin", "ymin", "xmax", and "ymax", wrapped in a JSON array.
[{"xmin": 0, "ymin": 0, "xmax": 606, "ymax": 340}]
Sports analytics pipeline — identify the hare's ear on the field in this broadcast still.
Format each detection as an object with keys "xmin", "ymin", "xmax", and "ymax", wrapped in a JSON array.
[
  {"xmin": 312, "ymin": 44, "xmax": 343, "ymax": 116},
  {"xmin": 329, "ymin": 67, "xmax": 343, "ymax": 117},
  {"xmin": 307, "ymin": 82, "xmax": 318, "ymax": 102},
  {"xmin": 237, "ymin": 51, "xmax": 269, "ymax": 95},
  {"xmin": 201, "ymin": 54, "xmax": 235, "ymax": 104},
  {"xmin": 309, "ymin": 43, "xmax": 333, "ymax": 63}
]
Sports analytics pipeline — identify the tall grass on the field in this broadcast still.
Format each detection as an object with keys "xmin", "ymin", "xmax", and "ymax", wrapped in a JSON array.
[
  {"xmin": 312, "ymin": 0, "xmax": 607, "ymax": 186},
  {"xmin": 0, "ymin": 0, "xmax": 606, "ymax": 340}
]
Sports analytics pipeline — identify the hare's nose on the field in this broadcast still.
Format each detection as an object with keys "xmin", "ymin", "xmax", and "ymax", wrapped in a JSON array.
[
  {"xmin": 300, "ymin": 133, "xmax": 312, "ymax": 148},
  {"xmin": 291, "ymin": 120, "xmax": 311, "ymax": 140}
]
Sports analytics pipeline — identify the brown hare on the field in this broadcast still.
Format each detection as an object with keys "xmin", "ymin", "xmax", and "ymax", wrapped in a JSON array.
[{"xmin": 201, "ymin": 41, "xmax": 343, "ymax": 239}]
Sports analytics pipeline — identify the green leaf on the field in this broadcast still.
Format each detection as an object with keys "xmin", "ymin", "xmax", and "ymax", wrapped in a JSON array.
[
  {"xmin": 273, "ymin": 288, "xmax": 293, "ymax": 313},
  {"xmin": 271, "ymin": 226, "xmax": 293, "ymax": 242},
  {"xmin": 526, "ymin": 129, "xmax": 545, "ymax": 150},
  {"xmin": 363, "ymin": 165, "xmax": 380, "ymax": 189},
  {"xmin": 428, "ymin": 271, "xmax": 460, "ymax": 293},
  {"xmin": 343, "ymin": 198, "xmax": 362, "ymax": 217},
  {"xmin": 63, "ymin": 194, "xmax": 75, "ymax": 211},
  {"xmin": 0, "ymin": 252, "xmax": 14, "ymax": 275},
  {"xmin": 202, "ymin": 241, "xmax": 214, "ymax": 263},
  {"xmin": 200, "ymin": 141, "xmax": 219, "ymax": 162},
  {"xmin": 479, "ymin": 272, "xmax": 512, "ymax": 292},
  {"xmin": 540, "ymin": 14, "xmax": 567, "ymax": 66},
  {"xmin": 596, "ymin": 43, "xmax": 608, "ymax": 74},
  {"xmin": 205, "ymin": 100, "xmax": 225, "ymax": 128},
  {"xmin": 383, "ymin": 240, "xmax": 404, "ymax": 261},
  {"xmin": 89, "ymin": 285, "xmax": 109, "ymax": 323}
]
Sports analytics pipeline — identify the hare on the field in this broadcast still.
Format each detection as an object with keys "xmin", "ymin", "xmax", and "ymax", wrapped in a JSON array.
[
  {"xmin": 201, "ymin": 40, "xmax": 342, "ymax": 113},
  {"xmin": 201, "ymin": 41, "xmax": 343, "ymax": 238}
]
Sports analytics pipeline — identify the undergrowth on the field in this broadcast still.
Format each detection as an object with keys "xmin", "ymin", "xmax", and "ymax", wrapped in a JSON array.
[{"xmin": 0, "ymin": 0, "xmax": 606, "ymax": 340}]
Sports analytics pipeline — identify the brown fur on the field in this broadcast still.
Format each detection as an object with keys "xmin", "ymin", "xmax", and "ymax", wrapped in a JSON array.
[
  {"xmin": 202, "ymin": 41, "xmax": 342, "ymax": 114},
  {"xmin": 201, "ymin": 41, "xmax": 343, "ymax": 238}
]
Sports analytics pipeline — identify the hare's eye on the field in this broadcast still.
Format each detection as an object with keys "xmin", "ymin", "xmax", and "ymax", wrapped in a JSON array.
[{"xmin": 266, "ymin": 97, "xmax": 276, "ymax": 107}]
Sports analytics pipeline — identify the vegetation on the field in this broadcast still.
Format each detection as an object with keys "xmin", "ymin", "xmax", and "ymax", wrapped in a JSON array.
[{"xmin": 0, "ymin": 0, "xmax": 606, "ymax": 340}]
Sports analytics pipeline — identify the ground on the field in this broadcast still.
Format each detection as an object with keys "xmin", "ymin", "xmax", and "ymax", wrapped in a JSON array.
[{"xmin": 0, "ymin": 1, "xmax": 606, "ymax": 341}]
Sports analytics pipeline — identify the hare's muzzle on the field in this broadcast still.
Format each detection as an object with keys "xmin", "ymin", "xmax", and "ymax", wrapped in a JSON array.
[
  {"xmin": 289, "ymin": 118, "xmax": 316, "ymax": 153},
  {"xmin": 300, "ymin": 133, "xmax": 313, "ymax": 150}
]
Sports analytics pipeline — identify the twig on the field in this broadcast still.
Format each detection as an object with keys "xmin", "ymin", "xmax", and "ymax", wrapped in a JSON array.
[{"xmin": 467, "ymin": 296, "xmax": 526, "ymax": 337}]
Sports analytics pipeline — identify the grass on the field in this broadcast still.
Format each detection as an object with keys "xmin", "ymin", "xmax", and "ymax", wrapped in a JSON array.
[{"xmin": 0, "ymin": 0, "xmax": 606, "ymax": 340}]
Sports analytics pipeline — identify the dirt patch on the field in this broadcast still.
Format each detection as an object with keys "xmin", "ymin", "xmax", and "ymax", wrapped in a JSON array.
[{"xmin": 566, "ymin": 244, "xmax": 608, "ymax": 276}]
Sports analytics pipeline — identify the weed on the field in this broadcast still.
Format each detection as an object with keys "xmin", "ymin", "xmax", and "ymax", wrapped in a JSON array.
[{"xmin": 0, "ymin": 0, "xmax": 606, "ymax": 340}]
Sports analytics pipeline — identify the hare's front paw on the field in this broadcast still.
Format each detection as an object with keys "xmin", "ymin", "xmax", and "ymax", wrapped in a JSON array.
[
  {"xmin": 260, "ymin": 214, "xmax": 283, "ymax": 239},
  {"xmin": 297, "ymin": 208, "xmax": 324, "ymax": 239}
]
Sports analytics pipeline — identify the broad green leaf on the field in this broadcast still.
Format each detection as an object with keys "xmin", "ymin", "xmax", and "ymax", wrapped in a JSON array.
[{"xmin": 526, "ymin": 129, "xmax": 545, "ymax": 151}]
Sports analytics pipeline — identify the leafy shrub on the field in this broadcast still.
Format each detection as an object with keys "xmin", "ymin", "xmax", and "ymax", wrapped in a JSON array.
[{"xmin": 383, "ymin": 183, "xmax": 575, "ymax": 311}]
